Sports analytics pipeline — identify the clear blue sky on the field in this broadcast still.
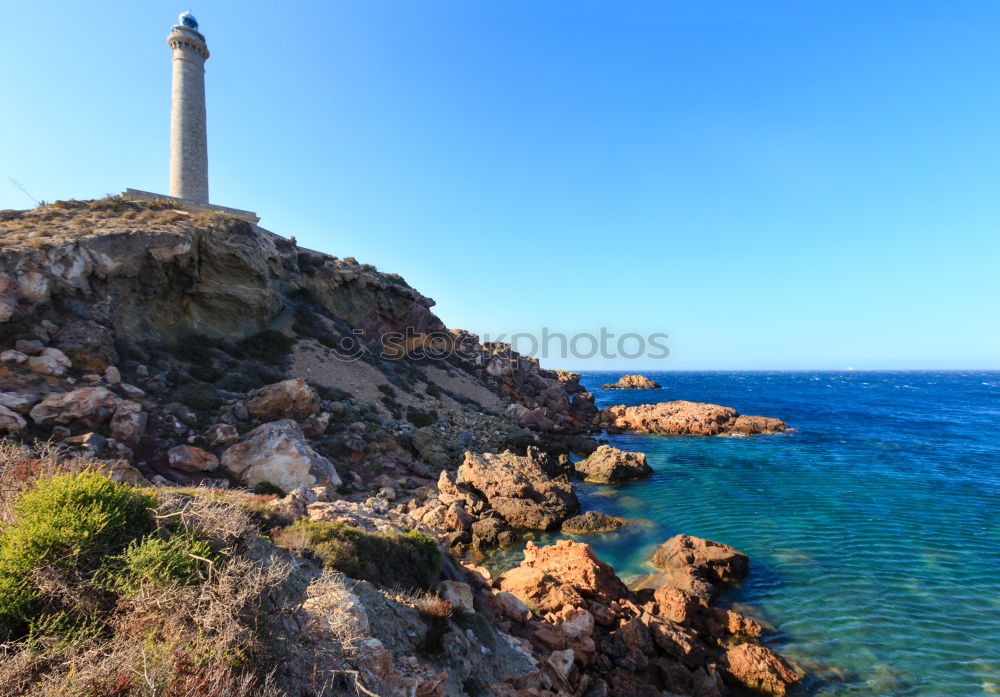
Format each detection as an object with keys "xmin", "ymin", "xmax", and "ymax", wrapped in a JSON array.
[{"xmin": 3, "ymin": 1, "xmax": 999, "ymax": 370}]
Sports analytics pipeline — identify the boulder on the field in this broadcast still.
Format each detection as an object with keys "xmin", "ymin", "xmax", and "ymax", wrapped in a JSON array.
[
  {"xmin": 440, "ymin": 580, "xmax": 474, "ymax": 614},
  {"xmin": 601, "ymin": 375, "xmax": 662, "ymax": 389},
  {"xmin": 600, "ymin": 400, "xmax": 786, "ymax": 436},
  {"xmin": 27, "ymin": 347, "xmax": 72, "ymax": 377},
  {"xmin": 574, "ymin": 445, "xmax": 652, "ymax": 484},
  {"xmin": 723, "ymin": 644, "xmax": 800, "ymax": 696},
  {"xmin": 29, "ymin": 387, "xmax": 119, "ymax": 429},
  {"xmin": 650, "ymin": 535, "xmax": 749, "ymax": 586},
  {"xmin": 454, "ymin": 449, "xmax": 578, "ymax": 530},
  {"xmin": 109, "ymin": 400, "xmax": 146, "ymax": 445},
  {"xmin": 0, "ymin": 391, "xmax": 38, "ymax": 414},
  {"xmin": 494, "ymin": 591, "xmax": 531, "ymax": 622},
  {"xmin": 517, "ymin": 540, "xmax": 627, "ymax": 604},
  {"xmin": 0, "ymin": 350, "xmax": 27, "ymax": 364},
  {"xmin": 245, "ymin": 378, "xmax": 320, "ymax": 421},
  {"xmin": 204, "ymin": 423, "xmax": 239, "ymax": 446},
  {"xmin": 14, "ymin": 339, "xmax": 44, "ymax": 355},
  {"xmin": 497, "ymin": 565, "xmax": 585, "ymax": 615},
  {"xmin": 412, "ymin": 426, "xmax": 452, "ymax": 470},
  {"xmin": 561, "ymin": 511, "xmax": 625, "ymax": 534},
  {"xmin": 168, "ymin": 444, "xmax": 219, "ymax": 472},
  {"xmin": 55, "ymin": 321, "xmax": 117, "ymax": 371},
  {"xmin": 653, "ymin": 586, "xmax": 704, "ymax": 625},
  {"xmin": 221, "ymin": 419, "xmax": 341, "ymax": 492},
  {"xmin": 0, "ymin": 405, "xmax": 26, "ymax": 433}
]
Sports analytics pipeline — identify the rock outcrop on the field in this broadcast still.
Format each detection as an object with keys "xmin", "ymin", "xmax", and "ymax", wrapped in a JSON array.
[
  {"xmin": 601, "ymin": 374, "xmax": 662, "ymax": 389},
  {"xmin": 600, "ymin": 400, "xmax": 787, "ymax": 436},
  {"xmin": 574, "ymin": 444, "xmax": 653, "ymax": 484},
  {"xmin": 441, "ymin": 448, "xmax": 579, "ymax": 531},
  {"xmin": 28, "ymin": 387, "xmax": 119, "ymax": 429},
  {"xmin": 245, "ymin": 378, "xmax": 321, "ymax": 422},
  {"xmin": 491, "ymin": 539, "xmax": 800, "ymax": 697},
  {"xmin": 221, "ymin": 419, "xmax": 341, "ymax": 492},
  {"xmin": 561, "ymin": 511, "xmax": 625, "ymax": 534}
]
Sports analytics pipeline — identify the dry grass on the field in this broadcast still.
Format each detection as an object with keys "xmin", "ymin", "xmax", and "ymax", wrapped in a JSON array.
[
  {"xmin": 0, "ymin": 196, "xmax": 232, "ymax": 251},
  {"xmin": 0, "ymin": 440, "xmax": 73, "ymax": 522},
  {"xmin": 0, "ymin": 455, "xmax": 296, "ymax": 697}
]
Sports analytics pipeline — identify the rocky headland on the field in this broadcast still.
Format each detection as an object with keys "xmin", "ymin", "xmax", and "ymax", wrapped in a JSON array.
[
  {"xmin": 602, "ymin": 375, "xmax": 662, "ymax": 390},
  {"xmin": 0, "ymin": 198, "xmax": 799, "ymax": 697}
]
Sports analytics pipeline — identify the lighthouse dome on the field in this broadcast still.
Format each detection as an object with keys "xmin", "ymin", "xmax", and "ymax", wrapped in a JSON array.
[{"xmin": 179, "ymin": 11, "xmax": 198, "ymax": 30}]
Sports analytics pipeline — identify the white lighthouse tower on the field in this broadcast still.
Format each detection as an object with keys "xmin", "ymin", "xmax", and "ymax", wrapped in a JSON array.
[
  {"xmin": 124, "ymin": 12, "xmax": 258, "ymax": 222},
  {"xmin": 167, "ymin": 11, "xmax": 210, "ymax": 204}
]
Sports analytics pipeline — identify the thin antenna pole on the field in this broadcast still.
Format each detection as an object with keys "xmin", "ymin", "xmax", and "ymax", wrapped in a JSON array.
[{"xmin": 8, "ymin": 178, "xmax": 39, "ymax": 205}]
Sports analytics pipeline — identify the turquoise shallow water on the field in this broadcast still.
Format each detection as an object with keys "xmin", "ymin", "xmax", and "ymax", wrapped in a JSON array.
[{"xmin": 489, "ymin": 371, "xmax": 1000, "ymax": 696}]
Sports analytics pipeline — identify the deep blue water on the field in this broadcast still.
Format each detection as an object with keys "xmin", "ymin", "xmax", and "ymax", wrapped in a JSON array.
[{"xmin": 491, "ymin": 371, "xmax": 1000, "ymax": 696}]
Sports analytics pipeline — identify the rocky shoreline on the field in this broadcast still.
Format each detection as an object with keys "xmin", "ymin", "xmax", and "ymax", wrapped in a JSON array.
[{"xmin": 0, "ymin": 199, "xmax": 800, "ymax": 697}]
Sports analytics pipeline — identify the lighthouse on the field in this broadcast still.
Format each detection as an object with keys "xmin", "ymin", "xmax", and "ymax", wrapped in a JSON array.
[
  {"xmin": 167, "ymin": 11, "xmax": 210, "ymax": 204},
  {"xmin": 124, "ymin": 12, "xmax": 257, "ymax": 222}
]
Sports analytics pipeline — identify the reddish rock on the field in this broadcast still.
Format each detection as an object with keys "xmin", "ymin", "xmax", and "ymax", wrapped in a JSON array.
[
  {"xmin": 653, "ymin": 586, "xmax": 704, "ymax": 625},
  {"xmin": 245, "ymin": 378, "xmax": 321, "ymax": 421},
  {"xmin": 600, "ymin": 400, "xmax": 786, "ymax": 436},
  {"xmin": 645, "ymin": 616, "xmax": 707, "ymax": 667},
  {"xmin": 497, "ymin": 566, "xmax": 585, "ymax": 615},
  {"xmin": 650, "ymin": 535, "xmax": 749, "ymax": 586},
  {"xmin": 519, "ymin": 540, "xmax": 628, "ymax": 604},
  {"xmin": 167, "ymin": 444, "xmax": 219, "ymax": 472},
  {"xmin": 601, "ymin": 375, "xmax": 662, "ymax": 390},
  {"xmin": 453, "ymin": 449, "xmax": 578, "ymax": 530},
  {"xmin": 574, "ymin": 445, "xmax": 652, "ymax": 484},
  {"xmin": 724, "ymin": 644, "xmax": 800, "ymax": 696},
  {"xmin": 730, "ymin": 414, "xmax": 788, "ymax": 435}
]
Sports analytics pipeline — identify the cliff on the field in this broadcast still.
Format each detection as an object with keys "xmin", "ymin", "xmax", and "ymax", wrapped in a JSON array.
[{"xmin": 0, "ymin": 197, "xmax": 800, "ymax": 697}]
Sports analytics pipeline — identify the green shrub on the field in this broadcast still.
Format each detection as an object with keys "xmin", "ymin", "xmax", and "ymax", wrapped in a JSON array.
[
  {"xmin": 288, "ymin": 520, "xmax": 440, "ymax": 590},
  {"xmin": 425, "ymin": 382, "xmax": 442, "ymax": 399},
  {"xmin": 406, "ymin": 407, "xmax": 436, "ymax": 428},
  {"xmin": 252, "ymin": 481, "xmax": 285, "ymax": 497},
  {"xmin": 101, "ymin": 532, "xmax": 217, "ymax": 594},
  {"xmin": 0, "ymin": 472, "xmax": 156, "ymax": 638}
]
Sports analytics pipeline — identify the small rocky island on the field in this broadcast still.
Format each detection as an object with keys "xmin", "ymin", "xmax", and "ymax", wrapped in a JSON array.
[
  {"xmin": 601, "ymin": 400, "xmax": 787, "ymax": 436},
  {"xmin": 602, "ymin": 374, "xmax": 662, "ymax": 389}
]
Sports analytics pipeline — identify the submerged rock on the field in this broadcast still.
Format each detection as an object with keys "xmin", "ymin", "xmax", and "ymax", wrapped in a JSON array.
[
  {"xmin": 602, "ymin": 374, "xmax": 662, "ymax": 389},
  {"xmin": 574, "ymin": 444, "xmax": 653, "ymax": 484},
  {"xmin": 600, "ymin": 400, "xmax": 786, "ymax": 436},
  {"xmin": 561, "ymin": 511, "xmax": 626, "ymax": 534},
  {"xmin": 651, "ymin": 534, "xmax": 749, "ymax": 586}
]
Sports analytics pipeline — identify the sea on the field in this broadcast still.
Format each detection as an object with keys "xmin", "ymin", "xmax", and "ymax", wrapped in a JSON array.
[{"xmin": 487, "ymin": 371, "xmax": 1000, "ymax": 697}]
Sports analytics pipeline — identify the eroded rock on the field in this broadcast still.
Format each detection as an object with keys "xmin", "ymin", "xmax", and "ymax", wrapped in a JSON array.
[
  {"xmin": 29, "ymin": 386, "xmax": 119, "ymax": 429},
  {"xmin": 245, "ymin": 378, "xmax": 321, "ymax": 422},
  {"xmin": 600, "ymin": 400, "xmax": 786, "ymax": 436},
  {"xmin": 221, "ymin": 419, "xmax": 341, "ymax": 492},
  {"xmin": 574, "ymin": 445, "xmax": 652, "ymax": 484},
  {"xmin": 601, "ymin": 375, "xmax": 662, "ymax": 389}
]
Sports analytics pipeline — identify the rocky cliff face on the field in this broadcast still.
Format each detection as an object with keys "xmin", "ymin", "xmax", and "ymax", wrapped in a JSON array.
[
  {"xmin": 0, "ymin": 198, "xmax": 801, "ymax": 697},
  {"xmin": 0, "ymin": 199, "xmax": 595, "ymax": 485}
]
